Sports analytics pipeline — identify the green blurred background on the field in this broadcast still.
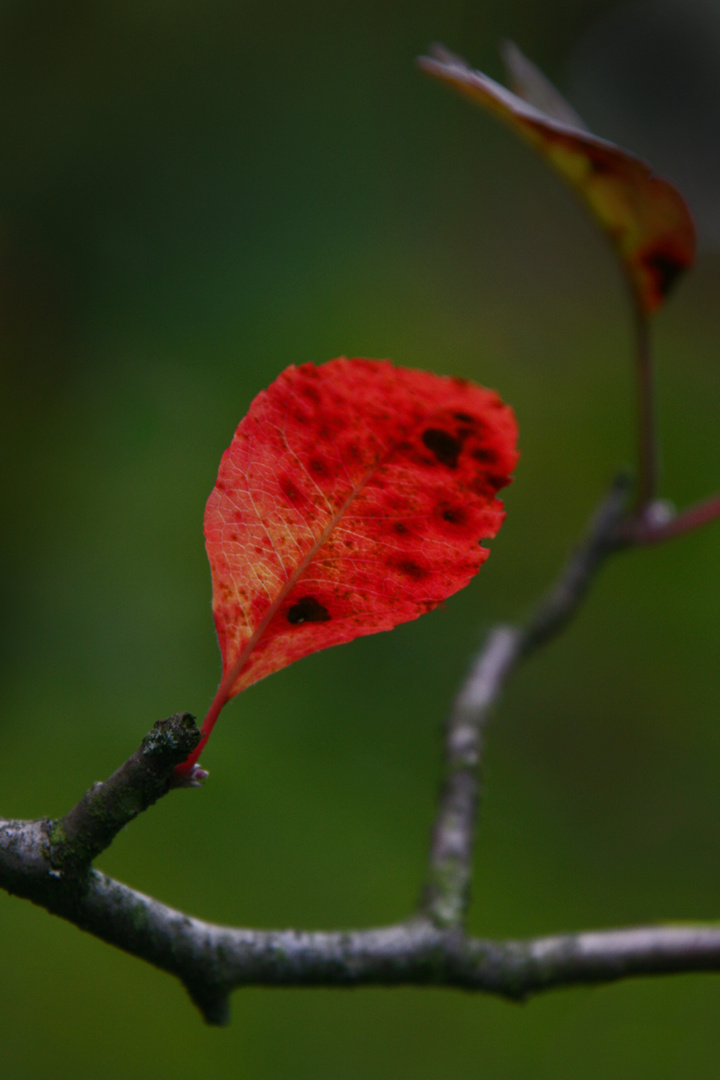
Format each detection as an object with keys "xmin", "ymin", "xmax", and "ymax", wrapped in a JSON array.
[{"xmin": 2, "ymin": 1, "xmax": 720, "ymax": 1076}]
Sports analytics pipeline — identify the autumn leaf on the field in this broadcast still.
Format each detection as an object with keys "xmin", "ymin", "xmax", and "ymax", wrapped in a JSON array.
[
  {"xmin": 419, "ymin": 43, "xmax": 696, "ymax": 314},
  {"xmin": 178, "ymin": 358, "xmax": 518, "ymax": 772}
]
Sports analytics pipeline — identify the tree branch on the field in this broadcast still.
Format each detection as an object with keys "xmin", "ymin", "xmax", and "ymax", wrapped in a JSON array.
[
  {"xmin": 4, "ymin": 476, "xmax": 720, "ymax": 1026},
  {"xmin": 421, "ymin": 476, "xmax": 630, "ymax": 928},
  {"xmin": 3, "ymin": 845, "xmax": 720, "ymax": 1025}
]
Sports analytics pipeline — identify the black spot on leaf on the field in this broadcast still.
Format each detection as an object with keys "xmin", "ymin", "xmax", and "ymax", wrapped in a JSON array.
[
  {"xmin": 441, "ymin": 506, "xmax": 467, "ymax": 526},
  {"xmin": 287, "ymin": 596, "xmax": 331, "ymax": 624},
  {"xmin": 280, "ymin": 476, "xmax": 303, "ymax": 504},
  {"xmin": 309, "ymin": 456, "xmax": 329, "ymax": 478},
  {"xmin": 396, "ymin": 559, "xmax": 428, "ymax": 581},
  {"xmin": 422, "ymin": 428, "xmax": 462, "ymax": 468},
  {"xmin": 641, "ymin": 247, "xmax": 685, "ymax": 298},
  {"xmin": 585, "ymin": 148, "xmax": 614, "ymax": 176},
  {"xmin": 472, "ymin": 447, "xmax": 497, "ymax": 464}
]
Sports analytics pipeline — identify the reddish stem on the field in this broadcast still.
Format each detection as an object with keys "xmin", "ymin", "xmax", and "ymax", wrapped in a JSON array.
[
  {"xmin": 631, "ymin": 302, "xmax": 658, "ymax": 511},
  {"xmin": 620, "ymin": 493, "xmax": 720, "ymax": 546},
  {"xmin": 174, "ymin": 682, "xmax": 230, "ymax": 777}
]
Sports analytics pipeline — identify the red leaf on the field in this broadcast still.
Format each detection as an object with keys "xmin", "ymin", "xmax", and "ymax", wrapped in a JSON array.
[{"xmin": 179, "ymin": 358, "xmax": 517, "ymax": 770}]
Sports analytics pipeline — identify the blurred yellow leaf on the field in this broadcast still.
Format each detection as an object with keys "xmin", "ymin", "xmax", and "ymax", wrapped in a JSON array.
[{"xmin": 419, "ymin": 44, "xmax": 696, "ymax": 314}]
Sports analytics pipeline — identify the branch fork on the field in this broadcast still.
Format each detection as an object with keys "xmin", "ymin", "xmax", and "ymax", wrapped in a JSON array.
[{"xmin": 4, "ymin": 478, "xmax": 720, "ymax": 1024}]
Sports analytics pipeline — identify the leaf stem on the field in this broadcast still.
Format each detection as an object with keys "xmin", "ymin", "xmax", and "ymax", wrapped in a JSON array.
[
  {"xmin": 174, "ymin": 684, "xmax": 229, "ymax": 777},
  {"xmin": 632, "ymin": 302, "xmax": 658, "ymax": 510}
]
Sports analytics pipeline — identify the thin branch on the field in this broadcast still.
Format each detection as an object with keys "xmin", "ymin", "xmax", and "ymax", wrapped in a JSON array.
[
  {"xmin": 517, "ymin": 474, "xmax": 630, "ymax": 657},
  {"xmin": 421, "ymin": 476, "xmax": 630, "ymax": 928},
  {"xmin": 500, "ymin": 924, "xmax": 720, "ymax": 993},
  {"xmin": 3, "ymin": 845, "xmax": 720, "ymax": 1024},
  {"xmin": 420, "ymin": 627, "xmax": 519, "ymax": 928}
]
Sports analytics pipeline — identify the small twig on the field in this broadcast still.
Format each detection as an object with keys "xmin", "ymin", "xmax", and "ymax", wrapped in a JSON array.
[
  {"xmin": 421, "ymin": 476, "xmax": 630, "ymax": 928},
  {"xmin": 50, "ymin": 713, "xmax": 203, "ymax": 876}
]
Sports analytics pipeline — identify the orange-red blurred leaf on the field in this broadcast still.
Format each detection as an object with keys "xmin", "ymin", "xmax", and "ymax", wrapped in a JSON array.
[
  {"xmin": 206, "ymin": 358, "xmax": 518, "ymax": 705},
  {"xmin": 419, "ymin": 44, "xmax": 696, "ymax": 314}
]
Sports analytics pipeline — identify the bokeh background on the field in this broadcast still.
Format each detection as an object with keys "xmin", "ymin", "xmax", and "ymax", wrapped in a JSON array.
[{"xmin": 2, "ymin": 1, "xmax": 720, "ymax": 1076}]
